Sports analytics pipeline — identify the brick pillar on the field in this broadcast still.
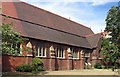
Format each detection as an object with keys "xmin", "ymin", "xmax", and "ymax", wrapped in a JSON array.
[
  {"xmin": 49, "ymin": 46, "xmax": 55, "ymax": 71},
  {"xmin": 80, "ymin": 50, "xmax": 84, "ymax": 69},
  {"xmin": 67, "ymin": 48, "xmax": 72, "ymax": 70}
]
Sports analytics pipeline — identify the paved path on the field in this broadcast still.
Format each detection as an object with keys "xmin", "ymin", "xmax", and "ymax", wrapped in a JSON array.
[
  {"xmin": 3, "ymin": 69, "xmax": 120, "ymax": 77},
  {"xmin": 40, "ymin": 69, "xmax": 119, "ymax": 75}
]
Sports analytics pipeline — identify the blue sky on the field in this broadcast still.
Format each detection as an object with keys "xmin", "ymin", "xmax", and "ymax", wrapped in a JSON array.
[{"xmin": 20, "ymin": 0, "xmax": 119, "ymax": 33}]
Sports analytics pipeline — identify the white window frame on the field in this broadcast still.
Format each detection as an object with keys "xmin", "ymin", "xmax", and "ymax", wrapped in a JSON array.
[
  {"xmin": 36, "ymin": 46, "xmax": 46, "ymax": 57},
  {"xmin": 56, "ymin": 48, "xmax": 65, "ymax": 58}
]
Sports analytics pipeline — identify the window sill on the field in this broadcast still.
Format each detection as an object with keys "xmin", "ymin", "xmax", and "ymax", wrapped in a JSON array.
[
  {"xmin": 72, "ymin": 58, "xmax": 79, "ymax": 60},
  {"xmin": 36, "ymin": 56, "xmax": 46, "ymax": 58},
  {"xmin": 27, "ymin": 54, "xmax": 33, "ymax": 56},
  {"xmin": 56, "ymin": 57, "xmax": 65, "ymax": 59}
]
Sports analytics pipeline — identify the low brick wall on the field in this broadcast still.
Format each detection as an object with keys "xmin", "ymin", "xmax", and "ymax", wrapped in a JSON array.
[
  {"xmin": 38, "ymin": 58, "xmax": 83, "ymax": 71},
  {"xmin": 2, "ymin": 55, "xmax": 32, "ymax": 72},
  {"xmin": 2, "ymin": 55, "xmax": 84, "ymax": 72}
]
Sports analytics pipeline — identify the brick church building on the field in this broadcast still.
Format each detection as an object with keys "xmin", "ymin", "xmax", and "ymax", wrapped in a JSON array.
[{"xmin": 1, "ymin": 1, "xmax": 103, "ymax": 71}]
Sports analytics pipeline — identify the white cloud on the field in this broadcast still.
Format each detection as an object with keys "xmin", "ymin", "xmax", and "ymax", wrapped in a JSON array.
[
  {"xmin": 91, "ymin": 1, "xmax": 108, "ymax": 6},
  {"xmin": 81, "ymin": 20, "xmax": 106, "ymax": 33},
  {"xmin": 91, "ymin": 0, "xmax": 119, "ymax": 6}
]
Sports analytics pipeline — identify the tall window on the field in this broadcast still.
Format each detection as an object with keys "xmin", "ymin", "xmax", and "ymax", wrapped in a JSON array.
[
  {"xmin": 36, "ymin": 46, "xmax": 46, "ymax": 57},
  {"xmin": 56, "ymin": 47, "xmax": 65, "ymax": 58},
  {"xmin": 71, "ymin": 48, "xmax": 79, "ymax": 59}
]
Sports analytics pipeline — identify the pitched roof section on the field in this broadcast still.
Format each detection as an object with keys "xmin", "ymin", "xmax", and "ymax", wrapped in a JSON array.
[
  {"xmin": 2, "ymin": 2, "xmax": 94, "ymax": 36},
  {"xmin": 2, "ymin": 1, "xmax": 102, "ymax": 49},
  {"xmin": 85, "ymin": 33, "xmax": 102, "ymax": 48},
  {"xmin": 2, "ymin": 16, "xmax": 92, "ymax": 48}
]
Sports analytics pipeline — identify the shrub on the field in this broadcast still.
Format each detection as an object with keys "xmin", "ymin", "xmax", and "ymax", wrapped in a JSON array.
[
  {"xmin": 94, "ymin": 62, "xmax": 102, "ymax": 69},
  {"xmin": 16, "ymin": 64, "xmax": 32, "ymax": 72},
  {"xmin": 16, "ymin": 58, "xmax": 43, "ymax": 73},
  {"xmin": 30, "ymin": 58, "xmax": 43, "ymax": 73}
]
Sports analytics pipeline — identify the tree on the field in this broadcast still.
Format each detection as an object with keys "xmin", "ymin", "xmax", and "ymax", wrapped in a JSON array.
[
  {"xmin": 105, "ymin": 5, "xmax": 120, "ymax": 48},
  {"xmin": 101, "ymin": 38, "xmax": 119, "ymax": 70},
  {"xmin": 102, "ymin": 2, "xmax": 120, "ymax": 70},
  {"xmin": 1, "ymin": 23, "xmax": 24, "ymax": 55}
]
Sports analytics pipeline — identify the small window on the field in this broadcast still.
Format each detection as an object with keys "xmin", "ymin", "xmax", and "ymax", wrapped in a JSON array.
[
  {"xmin": 36, "ymin": 48, "xmax": 38, "ymax": 56},
  {"xmin": 56, "ymin": 48, "xmax": 65, "ymax": 58},
  {"xmin": 71, "ymin": 48, "xmax": 79, "ymax": 59},
  {"xmin": 36, "ymin": 46, "xmax": 46, "ymax": 57}
]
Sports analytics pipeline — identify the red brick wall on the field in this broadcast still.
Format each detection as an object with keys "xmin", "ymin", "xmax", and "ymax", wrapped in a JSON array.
[
  {"xmin": 91, "ymin": 38, "xmax": 102, "ymax": 67},
  {"xmin": 73, "ymin": 59, "xmax": 82, "ymax": 69},
  {"xmin": 2, "ymin": 55, "xmax": 32, "ymax": 72},
  {"xmin": 2, "ymin": 39, "xmax": 94, "ymax": 72},
  {"xmin": 2, "ymin": 55, "xmax": 84, "ymax": 72},
  {"xmin": 50, "ymin": 58, "xmax": 68, "ymax": 70},
  {"xmin": 29, "ymin": 39, "xmax": 85, "ymax": 70},
  {"xmin": 47, "ymin": 52, "xmax": 84, "ymax": 70}
]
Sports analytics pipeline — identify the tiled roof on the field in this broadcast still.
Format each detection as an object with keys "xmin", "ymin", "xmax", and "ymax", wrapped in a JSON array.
[
  {"xmin": 1, "ymin": 1, "xmax": 102, "ymax": 49},
  {"xmin": 2, "ymin": 1, "xmax": 94, "ymax": 36}
]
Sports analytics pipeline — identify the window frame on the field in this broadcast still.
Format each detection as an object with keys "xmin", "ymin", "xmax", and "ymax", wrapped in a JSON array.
[
  {"xmin": 36, "ymin": 46, "xmax": 46, "ymax": 57},
  {"xmin": 71, "ymin": 48, "xmax": 79, "ymax": 59},
  {"xmin": 56, "ymin": 47, "xmax": 65, "ymax": 59}
]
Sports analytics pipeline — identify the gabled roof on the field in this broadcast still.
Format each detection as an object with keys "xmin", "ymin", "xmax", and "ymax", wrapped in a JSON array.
[
  {"xmin": 2, "ymin": 16, "xmax": 92, "ymax": 48},
  {"xmin": 2, "ymin": 1, "xmax": 94, "ymax": 36},
  {"xmin": 1, "ymin": 1, "xmax": 101, "ymax": 49},
  {"xmin": 85, "ymin": 33, "xmax": 102, "ymax": 48}
]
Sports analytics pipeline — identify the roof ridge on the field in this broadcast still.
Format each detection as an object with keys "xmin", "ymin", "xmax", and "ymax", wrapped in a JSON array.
[
  {"xmin": 21, "ymin": 1, "xmax": 93, "ymax": 31},
  {"xmin": 1, "ymin": 14, "xmax": 87, "ymax": 38}
]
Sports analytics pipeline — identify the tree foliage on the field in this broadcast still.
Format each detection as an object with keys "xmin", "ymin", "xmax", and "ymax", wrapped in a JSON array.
[
  {"xmin": 105, "ymin": 6, "xmax": 120, "ymax": 48},
  {"xmin": 101, "ymin": 39, "xmax": 119, "ymax": 66},
  {"xmin": 1, "ymin": 23, "xmax": 24, "ymax": 55},
  {"xmin": 102, "ymin": 4, "xmax": 120, "ymax": 70}
]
